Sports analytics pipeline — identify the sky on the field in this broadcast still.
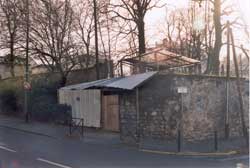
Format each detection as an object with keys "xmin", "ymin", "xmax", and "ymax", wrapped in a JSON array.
[{"xmin": 144, "ymin": 0, "xmax": 250, "ymax": 48}]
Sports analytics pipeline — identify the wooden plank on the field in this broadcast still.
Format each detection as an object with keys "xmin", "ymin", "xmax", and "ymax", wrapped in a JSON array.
[
  {"xmin": 59, "ymin": 89, "xmax": 101, "ymax": 128},
  {"xmin": 102, "ymin": 95, "xmax": 119, "ymax": 132},
  {"xmin": 82, "ymin": 90, "xmax": 101, "ymax": 128}
]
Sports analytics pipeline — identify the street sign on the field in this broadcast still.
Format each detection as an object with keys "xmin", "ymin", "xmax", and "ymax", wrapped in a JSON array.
[{"xmin": 177, "ymin": 87, "xmax": 188, "ymax": 94}]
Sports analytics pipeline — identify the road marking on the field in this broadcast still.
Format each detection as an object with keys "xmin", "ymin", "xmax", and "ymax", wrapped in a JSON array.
[
  {"xmin": 37, "ymin": 158, "xmax": 72, "ymax": 168},
  {"xmin": 0, "ymin": 146, "xmax": 17, "ymax": 153},
  {"xmin": 141, "ymin": 149, "xmax": 238, "ymax": 156},
  {"xmin": 219, "ymin": 155, "xmax": 249, "ymax": 161},
  {"xmin": 236, "ymin": 163, "xmax": 248, "ymax": 168}
]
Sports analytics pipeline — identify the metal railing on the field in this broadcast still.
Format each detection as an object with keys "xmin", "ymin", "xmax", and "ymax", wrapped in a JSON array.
[{"xmin": 69, "ymin": 117, "xmax": 84, "ymax": 137}]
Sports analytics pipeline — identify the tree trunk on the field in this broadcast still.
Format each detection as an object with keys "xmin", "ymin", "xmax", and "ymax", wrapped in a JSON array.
[
  {"xmin": 137, "ymin": 18, "xmax": 146, "ymax": 73},
  {"xmin": 208, "ymin": 0, "xmax": 222, "ymax": 75},
  {"xmin": 196, "ymin": 34, "xmax": 202, "ymax": 74},
  {"xmin": 60, "ymin": 75, "xmax": 67, "ymax": 87},
  {"xmin": 205, "ymin": 30, "xmax": 213, "ymax": 74},
  {"xmin": 85, "ymin": 45, "xmax": 90, "ymax": 81},
  {"xmin": 93, "ymin": 0, "xmax": 99, "ymax": 80},
  {"xmin": 137, "ymin": 19, "xmax": 146, "ymax": 55},
  {"xmin": 10, "ymin": 36, "xmax": 15, "ymax": 77}
]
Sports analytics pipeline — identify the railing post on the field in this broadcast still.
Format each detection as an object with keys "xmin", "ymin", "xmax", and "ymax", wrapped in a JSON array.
[
  {"xmin": 246, "ymin": 127, "xmax": 249, "ymax": 148},
  {"xmin": 68, "ymin": 117, "xmax": 85, "ymax": 137},
  {"xmin": 177, "ymin": 129, "xmax": 181, "ymax": 152},
  {"xmin": 69, "ymin": 117, "xmax": 72, "ymax": 136},
  {"xmin": 214, "ymin": 130, "xmax": 218, "ymax": 151},
  {"xmin": 81, "ymin": 118, "xmax": 84, "ymax": 137},
  {"xmin": 69, "ymin": 121, "xmax": 72, "ymax": 135}
]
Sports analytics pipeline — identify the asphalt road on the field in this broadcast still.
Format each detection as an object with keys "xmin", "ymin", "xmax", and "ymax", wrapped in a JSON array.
[{"xmin": 0, "ymin": 127, "xmax": 248, "ymax": 168}]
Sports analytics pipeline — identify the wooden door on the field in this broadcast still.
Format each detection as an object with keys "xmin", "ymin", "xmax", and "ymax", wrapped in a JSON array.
[{"xmin": 102, "ymin": 95, "xmax": 119, "ymax": 132}]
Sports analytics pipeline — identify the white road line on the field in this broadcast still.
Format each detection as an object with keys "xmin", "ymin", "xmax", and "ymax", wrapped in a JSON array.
[
  {"xmin": 0, "ymin": 145, "xmax": 17, "ymax": 153},
  {"xmin": 220, "ymin": 155, "xmax": 249, "ymax": 161},
  {"xmin": 37, "ymin": 158, "xmax": 72, "ymax": 168}
]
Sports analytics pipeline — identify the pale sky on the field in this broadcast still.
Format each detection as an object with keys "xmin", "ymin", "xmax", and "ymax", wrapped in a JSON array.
[{"xmin": 145, "ymin": 0, "xmax": 250, "ymax": 48}]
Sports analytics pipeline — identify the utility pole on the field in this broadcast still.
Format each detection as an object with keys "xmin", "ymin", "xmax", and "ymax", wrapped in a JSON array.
[
  {"xmin": 106, "ymin": 7, "xmax": 112, "ymax": 78},
  {"xmin": 25, "ymin": 0, "xmax": 30, "ymax": 123},
  {"xmin": 225, "ymin": 21, "xmax": 230, "ymax": 139},
  {"xmin": 93, "ymin": 0, "xmax": 100, "ymax": 80},
  {"xmin": 230, "ymin": 28, "xmax": 248, "ymax": 147}
]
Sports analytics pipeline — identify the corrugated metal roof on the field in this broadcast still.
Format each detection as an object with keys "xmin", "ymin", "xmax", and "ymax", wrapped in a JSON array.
[
  {"xmin": 59, "ymin": 78, "xmax": 114, "ymax": 90},
  {"xmin": 60, "ymin": 71, "xmax": 157, "ymax": 91}
]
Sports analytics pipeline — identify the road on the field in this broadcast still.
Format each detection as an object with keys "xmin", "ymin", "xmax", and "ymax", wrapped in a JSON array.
[{"xmin": 0, "ymin": 127, "xmax": 248, "ymax": 168}]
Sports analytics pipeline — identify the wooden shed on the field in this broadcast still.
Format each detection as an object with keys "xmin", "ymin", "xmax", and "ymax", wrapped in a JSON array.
[{"xmin": 58, "ymin": 71, "xmax": 157, "ymax": 132}]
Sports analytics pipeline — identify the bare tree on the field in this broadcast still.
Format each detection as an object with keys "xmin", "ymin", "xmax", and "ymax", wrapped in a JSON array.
[
  {"xmin": 74, "ymin": 0, "xmax": 94, "ymax": 71},
  {"xmin": 0, "ymin": 0, "xmax": 23, "ymax": 77},
  {"xmin": 160, "ymin": 8, "xmax": 191, "ymax": 53},
  {"xmin": 30, "ymin": 0, "xmax": 78, "ymax": 86},
  {"xmin": 159, "ymin": 0, "xmax": 246, "ymax": 75},
  {"xmin": 206, "ymin": 0, "xmax": 241, "ymax": 74},
  {"xmin": 206, "ymin": 0, "xmax": 222, "ymax": 74},
  {"xmin": 110, "ymin": 0, "xmax": 161, "ymax": 56}
]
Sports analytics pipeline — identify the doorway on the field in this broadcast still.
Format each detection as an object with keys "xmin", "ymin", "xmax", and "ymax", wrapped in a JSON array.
[{"xmin": 102, "ymin": 95, "xmax": 120, "ymax": 132}]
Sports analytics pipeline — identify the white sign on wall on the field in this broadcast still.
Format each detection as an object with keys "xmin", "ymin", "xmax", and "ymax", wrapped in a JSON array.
[{"xmin": 177, "ymin": 87, "xmax": 188, "ymax": 94}]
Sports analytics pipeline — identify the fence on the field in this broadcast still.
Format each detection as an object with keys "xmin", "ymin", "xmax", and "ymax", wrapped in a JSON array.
[
  {"xmin": 138, "ymin": 127, "xmax": 248, "ymax": 153},
  {"xmin": 69, "ymin": 117, "xmax": 84, "ymax": 137}
]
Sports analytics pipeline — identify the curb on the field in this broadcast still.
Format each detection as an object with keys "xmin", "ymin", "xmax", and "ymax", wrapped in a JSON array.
[
  {"xmin": 0, "ymin": 125, "xmax": 58, "ymax": 139},
  {"xmin": 140, "ymin": 149, "xmax": 239, "ymax": 157}
]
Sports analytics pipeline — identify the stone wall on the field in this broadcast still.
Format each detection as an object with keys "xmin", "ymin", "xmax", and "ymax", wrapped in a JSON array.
[
  {"xmin": 66, "ymin": 63, "xmax": 110, "ymax": 85},
  {"xmin": 120, "ymin": 73, "xmax": 249, "ymax": 142},
  {"xmin": 120, "ymin": 92, "xmax": 138, "ymax": 143}
]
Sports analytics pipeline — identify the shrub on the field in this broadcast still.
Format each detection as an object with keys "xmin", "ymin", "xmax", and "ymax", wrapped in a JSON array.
[
  {"xmin": 30, "ymin": 100, "xmax": 71, "ymax": 123},
  {"xmin": 29, "ymin": 97, "xmax": 54, "ymax": 122},
  {"xmin": 52, "ymin": 104, "xmax": 72, "ymax": 124},
  {"xmin": 28, "ymin": 77, "xmax": 72, "ymax": 123},
  {"xmin": 0, "ymin": 88, "xmax": 18, "ymax": 115},
  {"xmin": 28, "ymin": 78, "xmax": 59, "ymax": 122},
  {"xmin": 0, "ymin": 78, "xmax": 23, "ymax": 116},
  {"xmin": 0, "ymin": 74, "xmax": 70, "ymax": 122}
]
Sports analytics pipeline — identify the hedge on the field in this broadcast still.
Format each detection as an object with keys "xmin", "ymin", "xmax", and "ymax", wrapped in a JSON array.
[{"xmin": 0, "ymin": 74, "xmax": 71, "ymax": 123}]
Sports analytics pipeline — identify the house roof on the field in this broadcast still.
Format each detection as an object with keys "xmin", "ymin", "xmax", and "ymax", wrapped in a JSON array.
[
  {"xmin": 121, "ymin": 48, "xmax": 200, "ymax": 70},
  {"xmin": 60, "ymin": 71, "xmax": 157, "ymax": 91}
]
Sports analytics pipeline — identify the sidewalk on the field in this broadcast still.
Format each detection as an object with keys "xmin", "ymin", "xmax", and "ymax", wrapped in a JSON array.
[
  {"xmin": 0, "ymin": 115, "xmax": 120, "ymax": 145},
  {"xmin": 0, "ymin": 115, "xmax": 248, "ymax": 157}
]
